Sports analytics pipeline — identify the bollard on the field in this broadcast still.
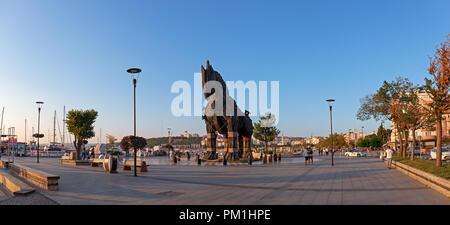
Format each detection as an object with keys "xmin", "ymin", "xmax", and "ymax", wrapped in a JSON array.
[
  {"xmin": 196, "ymin": 155, "xmax": 201, "ymax": 165},
  {"xmin": 223, "ymin": 158, "xmax": 227, "ymax": 166},
  {"xmin": 248, "ymin": 156, "xmax": 252, "ymax": 165},
  {"xmin": 173, "ymin": 156, "xmax": 177, "ymax": 164},
  {"xmin": 274, "ymin": 153, "xmax": 278, "ymax": 162},
  {"xmin": 263, "ymin": 155, "xmax": 267, "ymax": 164},
  {"xmin": 110, "ymin": 157, "xmax": 118, "ymax": 173},
  {"xmin": 278, "ymin": 154, "xmax": 281, "ymax": 161}
]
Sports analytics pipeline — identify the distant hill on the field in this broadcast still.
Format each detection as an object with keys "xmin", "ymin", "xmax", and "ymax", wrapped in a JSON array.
[{"xmin": 146, "ymin": 136, "xmax": 203, "ymax": 148}]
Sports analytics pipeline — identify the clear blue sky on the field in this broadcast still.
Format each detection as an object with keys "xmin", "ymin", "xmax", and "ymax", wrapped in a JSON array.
[{"xmin": 1, "ymin": 0, "xmax": 449, "ymax": 143}]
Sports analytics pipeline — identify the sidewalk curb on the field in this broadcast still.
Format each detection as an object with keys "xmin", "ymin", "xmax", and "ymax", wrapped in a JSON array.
[{"xmin": 388, "ymin": 160, "xmax": 450, "ymax": 198}]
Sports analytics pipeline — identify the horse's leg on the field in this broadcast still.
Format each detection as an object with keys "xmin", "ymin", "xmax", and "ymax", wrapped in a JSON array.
[
  {"xmin": 238, "ymin": 135, "xmax": 244, "ymax": 159},
  {"xmin": 228, "ymin": 132, "xmax": 239, "ymax": 161},
  {"xmin": 223, "ymin": 133, "xmax": 229, "ymax": 161},
  {"xmin": 224, "ymin": 117, "xmax": 237, "ymax": 161},
  {"xmin": 205, "ymin": 124, "xmax": 217, "ymax": 160},
  {"xmin": 243, "ymin": 136, "xmax": 251, "ymax": 159}
]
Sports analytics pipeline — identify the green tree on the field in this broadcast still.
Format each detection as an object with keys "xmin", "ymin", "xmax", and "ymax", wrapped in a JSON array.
[
  {"xmin": 376, "ymin": 124, "xmax": 391, "ymax": 144},
  {"xmin": 356, "ymin": 134, "xmax": 383, "ymax": 148},
  {"xmin": 253, "ymin": 112, "xmax": 280, "ymax": 153},
  {"xmin": 357, "ymin": 77, "xmax": 414, "ymax": 158},
  {"xmin": 66, "ymin": 109, "xmax": 98, "ymax": 160},
  {"xmin": 317, "ymin": 134, "xmax": 347, "ymax": 149}
]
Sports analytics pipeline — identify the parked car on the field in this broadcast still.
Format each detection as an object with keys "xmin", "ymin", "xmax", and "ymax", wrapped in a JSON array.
[
  {"xmin": 345, "ymin": 151, "xmax": 366, "ymax": 157},
  {"xmin": 430, "ymin": 147, "xmax": 449, "ymax": 161},
  {"xmin": 408, "ymin": 145, "xmax": 421, "ymax": 156}
]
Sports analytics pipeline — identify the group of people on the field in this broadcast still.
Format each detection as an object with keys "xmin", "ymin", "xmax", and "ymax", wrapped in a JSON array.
[
  {"xmin": 80, "ymin": 146, "xmax": 95, "ymax": 160},
  {"xmin": 317, "ymin": 148, "xmax": 329, "ymax": 156},
  {"xmin": 304, "ymin": 148, "xmax": 332, "ymax": 165},
  {"xmin": 304, "ymin": 147, "xmax": 314, "ymax": 165}
]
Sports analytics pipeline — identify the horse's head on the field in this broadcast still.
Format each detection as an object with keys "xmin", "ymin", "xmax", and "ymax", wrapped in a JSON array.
[{"xmin": 201, "ymin": 60, "xmax": 225, "ymax": 98}]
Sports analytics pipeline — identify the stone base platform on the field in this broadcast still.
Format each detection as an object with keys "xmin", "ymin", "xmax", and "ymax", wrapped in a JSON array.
[{"xmin": 60, "ymin": 160, "xmax": 90, "ymax": 166}]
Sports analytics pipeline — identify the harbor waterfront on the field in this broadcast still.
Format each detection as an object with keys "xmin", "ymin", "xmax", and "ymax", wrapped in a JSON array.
[
  {"xmin": 1, "ymin": 1, "xmax": 450, "ymax": 220},
  {"xmin": 0, "ymin": 153, "xmax": 447, "ymax": 205}
]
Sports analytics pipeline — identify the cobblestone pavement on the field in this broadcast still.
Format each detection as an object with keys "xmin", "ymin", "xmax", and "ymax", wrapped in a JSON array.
[{"xmin": 5, "ymin": 154, "xmax": 450, "ymax": 205}]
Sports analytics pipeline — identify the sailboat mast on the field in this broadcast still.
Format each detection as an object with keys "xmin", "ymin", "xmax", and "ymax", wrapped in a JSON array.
[
  {"xmin": 62, "ymin": 106, "xmax": 65, "ymax": 147},
  {"xmin": 0, "ymin": 107, "xmax": 4, "ymax": 142},
  {"xmin": 53, "ymin": 110, "xmax": 56, "ymax": 144},
  {"xmin": 25, "ymin": 119, "xmax": 27, "ymax": 144}
]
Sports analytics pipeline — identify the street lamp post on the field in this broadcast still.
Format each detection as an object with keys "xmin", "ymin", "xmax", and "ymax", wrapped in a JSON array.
[
  {"xmin": 127, "ymin": 68, "xmax": 141, "ymax": 177},
  {"xmin": 361, "ymin": 126, "xmax": 364, "ymax": 139},
  {"xmin": 36, "ymin": 101, "xmax": 44, "ymax": 163},
  {"xmin": 326, "ymin": 99, "xmax": 335, "ymax": 166}
]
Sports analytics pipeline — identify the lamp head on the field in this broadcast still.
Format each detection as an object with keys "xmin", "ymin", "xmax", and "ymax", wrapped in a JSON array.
[
  {"xmin": 326, "ymin": 99, "xmax": 335, "ymax": 107},
  {"xmin": 127, "ymin": 68, "xmax": 142, "ymax": 81},
  {"xmin": 36, "ymin": 101, "xmax": 44, "ymax": 109}
]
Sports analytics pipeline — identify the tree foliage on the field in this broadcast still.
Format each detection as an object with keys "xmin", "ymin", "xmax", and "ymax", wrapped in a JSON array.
[
  {"xmin": 316, "ymin": 134, "xmax": 347, "ymax": 149},
  {"xmin": 66, "ymin": 109, "xmax": 98, "ymax": 160},
  {"xmin": 357, "ymin": 77, "xmax": 414, "ymax": 158},
  {"xmin": 356, "ymin": 134, "xmax": 383, "ymax": 148},
  {"xmin": 357, "ymin": 77, "xmax": 414, "ymax": 122},
  {"xmin": 120, "ymin": 136, "xmax": 147, "ymax": 152},
  {"xmin": 377, "ymin": 124, "xmax": 391, "ymax": 144},
  {"xmin": 422, "ymin": 34, "xmax": 450, "ymax": 166},
  {"xmin": 253, "ymin": 112, "xmax": 280, "ymax": 150},
  {"xmin": 147, "ymin": 136, "xmax": 202, "ymax": 148}
]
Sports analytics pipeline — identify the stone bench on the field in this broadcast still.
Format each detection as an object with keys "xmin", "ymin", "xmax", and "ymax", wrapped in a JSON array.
[
  {"xmin": 0, "ymin": 170, "xmax": 35, "ymax": 195},
  {"xmin": 61, "ymin": 159, "xmax": 90, "ymax": 166},
  {"xmin": 123, "ymin": 160, "xmax": 148, "ymax": 172},
  {"xmin": 0, "ymin": 159, "xmax": 8, "ymax": 169},
  {"xmin": 10, "ymin": 163, "xmax": 60, "ymax": 191},
  {"xmin": 90, "ymin": 158, "xmax": 106, "ymax": 167}
]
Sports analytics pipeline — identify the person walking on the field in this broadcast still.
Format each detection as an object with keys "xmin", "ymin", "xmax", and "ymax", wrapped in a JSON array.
[
  {"xmin": 304, "ymin": 148, "xmax": 309, "ymax": 165},
  {"xmin": 385, "ymin": 146, "xmax": 394, "ymax": 169},
  {"xmin": 169, "ymin": 150, "xmax": 174, "ymax": 162},
  {"xmin": 308, "ymin": 148, "xmax": 314, "ymax": 164},
  {"xmin": 379, "ymin": 148, "xmax": 385, "ymax": 161}
]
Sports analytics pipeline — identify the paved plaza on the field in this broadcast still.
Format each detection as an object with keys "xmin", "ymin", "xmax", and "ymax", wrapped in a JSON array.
[{"xmin": 1, "ymin": 154, "xmax": 449, "ymax": 205}]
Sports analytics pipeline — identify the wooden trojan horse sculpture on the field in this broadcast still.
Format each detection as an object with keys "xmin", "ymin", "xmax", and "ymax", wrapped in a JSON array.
[{"xmin": 201, "ymin": 60, "xmax": 254, "ymax": 161}]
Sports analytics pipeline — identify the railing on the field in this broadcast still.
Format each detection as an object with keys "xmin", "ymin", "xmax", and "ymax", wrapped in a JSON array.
[{"xmin": 27, "ymin": 150, "xmax": 65, "ymax": 158}]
